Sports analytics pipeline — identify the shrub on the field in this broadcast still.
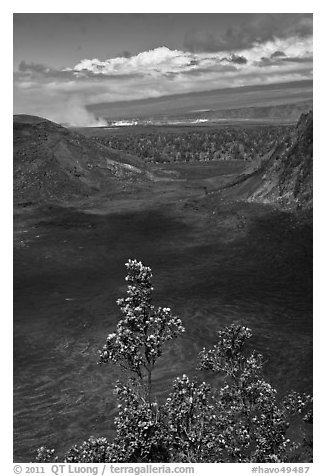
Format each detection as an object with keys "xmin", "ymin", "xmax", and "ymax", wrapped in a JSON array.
[{"xmin": 36, "ymin": 260, "xmax": 312, "ymax": 463}]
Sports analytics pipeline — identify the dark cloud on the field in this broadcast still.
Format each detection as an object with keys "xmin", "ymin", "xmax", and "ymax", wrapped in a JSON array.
[
  {"xmin": 162, "ymin": 63, "xmax": 237, "ymax": 79},
  {"xmin": 221, "ymin": 54, "xmax": 248, "ymax": 64},
  {"xmin": 120, "ymin": 50, "xmax": 132, "ymax": 58},
  {"xmin": 19, "ymin": 61, "xmax": 49, "ymax": 74},
  {"xmin": 18, "ymin": 61, "xmax": 73, "ymax": 79},
  {"xmin": 184, "ymin": 14, "xmax": 312, "ymax": 53},
  {"xmin": 255, "ymin": 55, "xmax": 313, "ymax": 68},
  {"xmin": 17, "ymin": 60, "xmax": 145, "ymax": 82},
  {"xmin": 255, "ymin": 57, "xmax": 281, "ymax": 67},
  {"xmin": 282, "ymin": 56, "xmax": 313, "ymax": 64},
  {"xmin": 271, "ymin": 50, "xmax": 286, "ymax": 58}
]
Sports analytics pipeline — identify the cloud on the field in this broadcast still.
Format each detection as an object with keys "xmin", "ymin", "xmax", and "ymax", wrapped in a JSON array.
[
  {"xmin": 14, "ymin": 82, "xmax": 107, "ymax": 126},
  {"xmin": 221, "ymin": 54, "xmax": 248, "ymax": 64},
  {"xmin": 71, "ymin": 47, "xmax": 193, "ymax": 76},
  {"xmin": 18, "ymin": 60, "xmax": 76, "ymax": 80},
  {"xmin": 282, "ymin": 56, "xmax": 313, "ymax": 64},
  {"xmin": 183, "ymin": 14, "xmax": 312, "ymax": 53},
  {"xmin": 19, "ymin": 61, "xmax": 49, "ymax": 74},
  {"xmin": 254, "ymin": 54, "xmax": 313, "ymax": 68},
  {"xmin": 14, "ymin": 28, "xmax": 313, "ymax": 125},
  {"xmin": 56, "ymin": 97, "xmax": 108, "ymax": 126},
  {"xmin": 271, "ymin": 50, "xmax": 286, "ymax": 58},
  {"xmin": 180, "ymin": 64, "xmax": 238, "ymax": 76},
  {"xmin": 120, "ymin": 50, "xmax": 132, "ymax": 58}
]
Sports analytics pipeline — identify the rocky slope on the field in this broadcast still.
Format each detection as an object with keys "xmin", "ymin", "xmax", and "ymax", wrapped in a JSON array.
[
  {"xmin": 221, "ymin": 111, "xmax": 313, "ymax": 209},
  {"xmin": 249, "ymin": 111, "xmax": 313, "ymax": 207},
  {"xmin": 13, "ymin": 115, "xmax": 145, "ymax": 204}
]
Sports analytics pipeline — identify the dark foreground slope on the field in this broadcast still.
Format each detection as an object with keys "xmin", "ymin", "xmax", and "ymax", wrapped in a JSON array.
[
  {"xmin": 220, "ymin": 111, "xmax": 313, "ymax": 209},
  {"xmin": 13, "ymin": 115, "xmax": 145, "ymax": 204}
]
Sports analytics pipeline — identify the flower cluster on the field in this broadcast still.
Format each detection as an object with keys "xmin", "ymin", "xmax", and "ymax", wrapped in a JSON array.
[
  {"xmin": 99, "ymin": 259, "xmax": 185, "ymax": 386},
  {"xmin": 282, "ymin": 391, "xmax": 313, "ymax": 416},
  {"xmin": 196, "ymin": 324, "xmax": 311, "ymax": 463},
  {"xmin": 163, "ymin": 374, "xmax": 216, "ymax": 462},
  {"xmin": 198, "ymin": 324, "xmax": 252, "ymax": 376},
  {"xmin": 35, "ymin": 446, "xmax": 57, "ymax": 463},
  {"xmin": 64, "ymin": 437, "xmax": 111, "ymax": 463}
]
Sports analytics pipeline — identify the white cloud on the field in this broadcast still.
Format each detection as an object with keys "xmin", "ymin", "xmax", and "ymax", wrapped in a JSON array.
[
  {"xmin": 73, "ymin": 47, "xmax": 193, "ymax": 75},
  {"xmin": 71, "ymin": 37, "xmax": 312, "ymax": 78},
  {"xmin": 14, "ymin": 36, "xmax": 312, "ymax": 124}
]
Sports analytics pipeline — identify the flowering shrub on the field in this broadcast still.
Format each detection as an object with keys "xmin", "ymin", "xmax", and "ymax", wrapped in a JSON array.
[
  {"xmin": 197, "ymin": 324, "xmax": 312, "ymax": 463},
  {"xmin": 36, "ymin": 260, "xmax": 312, "ymax": 463},
  {"xmin": 99, "ymin": 259, "xmax": 185, "ymax": 402},
  {"xmin": 64, "ymin": 437, "xmax": 111, "ymax": 463},
  {"xmin": 164, "ymin": 375, "xmax": 216, "ymax": 462},
  {"xmin": 35, "ymin": 446, "xmax": 57, "ymax": 463}
]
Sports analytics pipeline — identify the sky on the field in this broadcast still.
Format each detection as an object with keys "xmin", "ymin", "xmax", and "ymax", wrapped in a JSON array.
[{"xmin": 13, "ymin": 13, "xmax": 313, "ymax": 125}]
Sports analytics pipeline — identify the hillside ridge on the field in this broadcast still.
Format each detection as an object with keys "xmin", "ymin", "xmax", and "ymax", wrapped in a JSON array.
[
  {"xmin": 219, "ymin": 111, "xmax": 313, "ymax": 208},
  {"xmin": 13, "ymin": 114, "xmax": 146, "ymax": 204}
]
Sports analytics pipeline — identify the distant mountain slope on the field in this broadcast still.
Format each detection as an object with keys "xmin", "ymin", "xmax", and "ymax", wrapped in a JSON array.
[
  {"xmin": 221, "ymin": 111, "xmax": 313, "ymax": 208},
  {"xmin": 13, "ymin": 115, "xmax": 145, "ymax": 204},
  {"xmin": 197, "ymin": 100, "xmax": 312, "ymax": 123},
  {"xmin": 88, "ymin": 80, "xmax": 312, "ymax": 124}
]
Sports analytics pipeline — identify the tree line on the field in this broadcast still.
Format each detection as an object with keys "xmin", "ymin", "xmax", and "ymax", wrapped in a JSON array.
[{"xmin": 92, "ymin": 126, "xmax": 293, "ymax": 163}]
